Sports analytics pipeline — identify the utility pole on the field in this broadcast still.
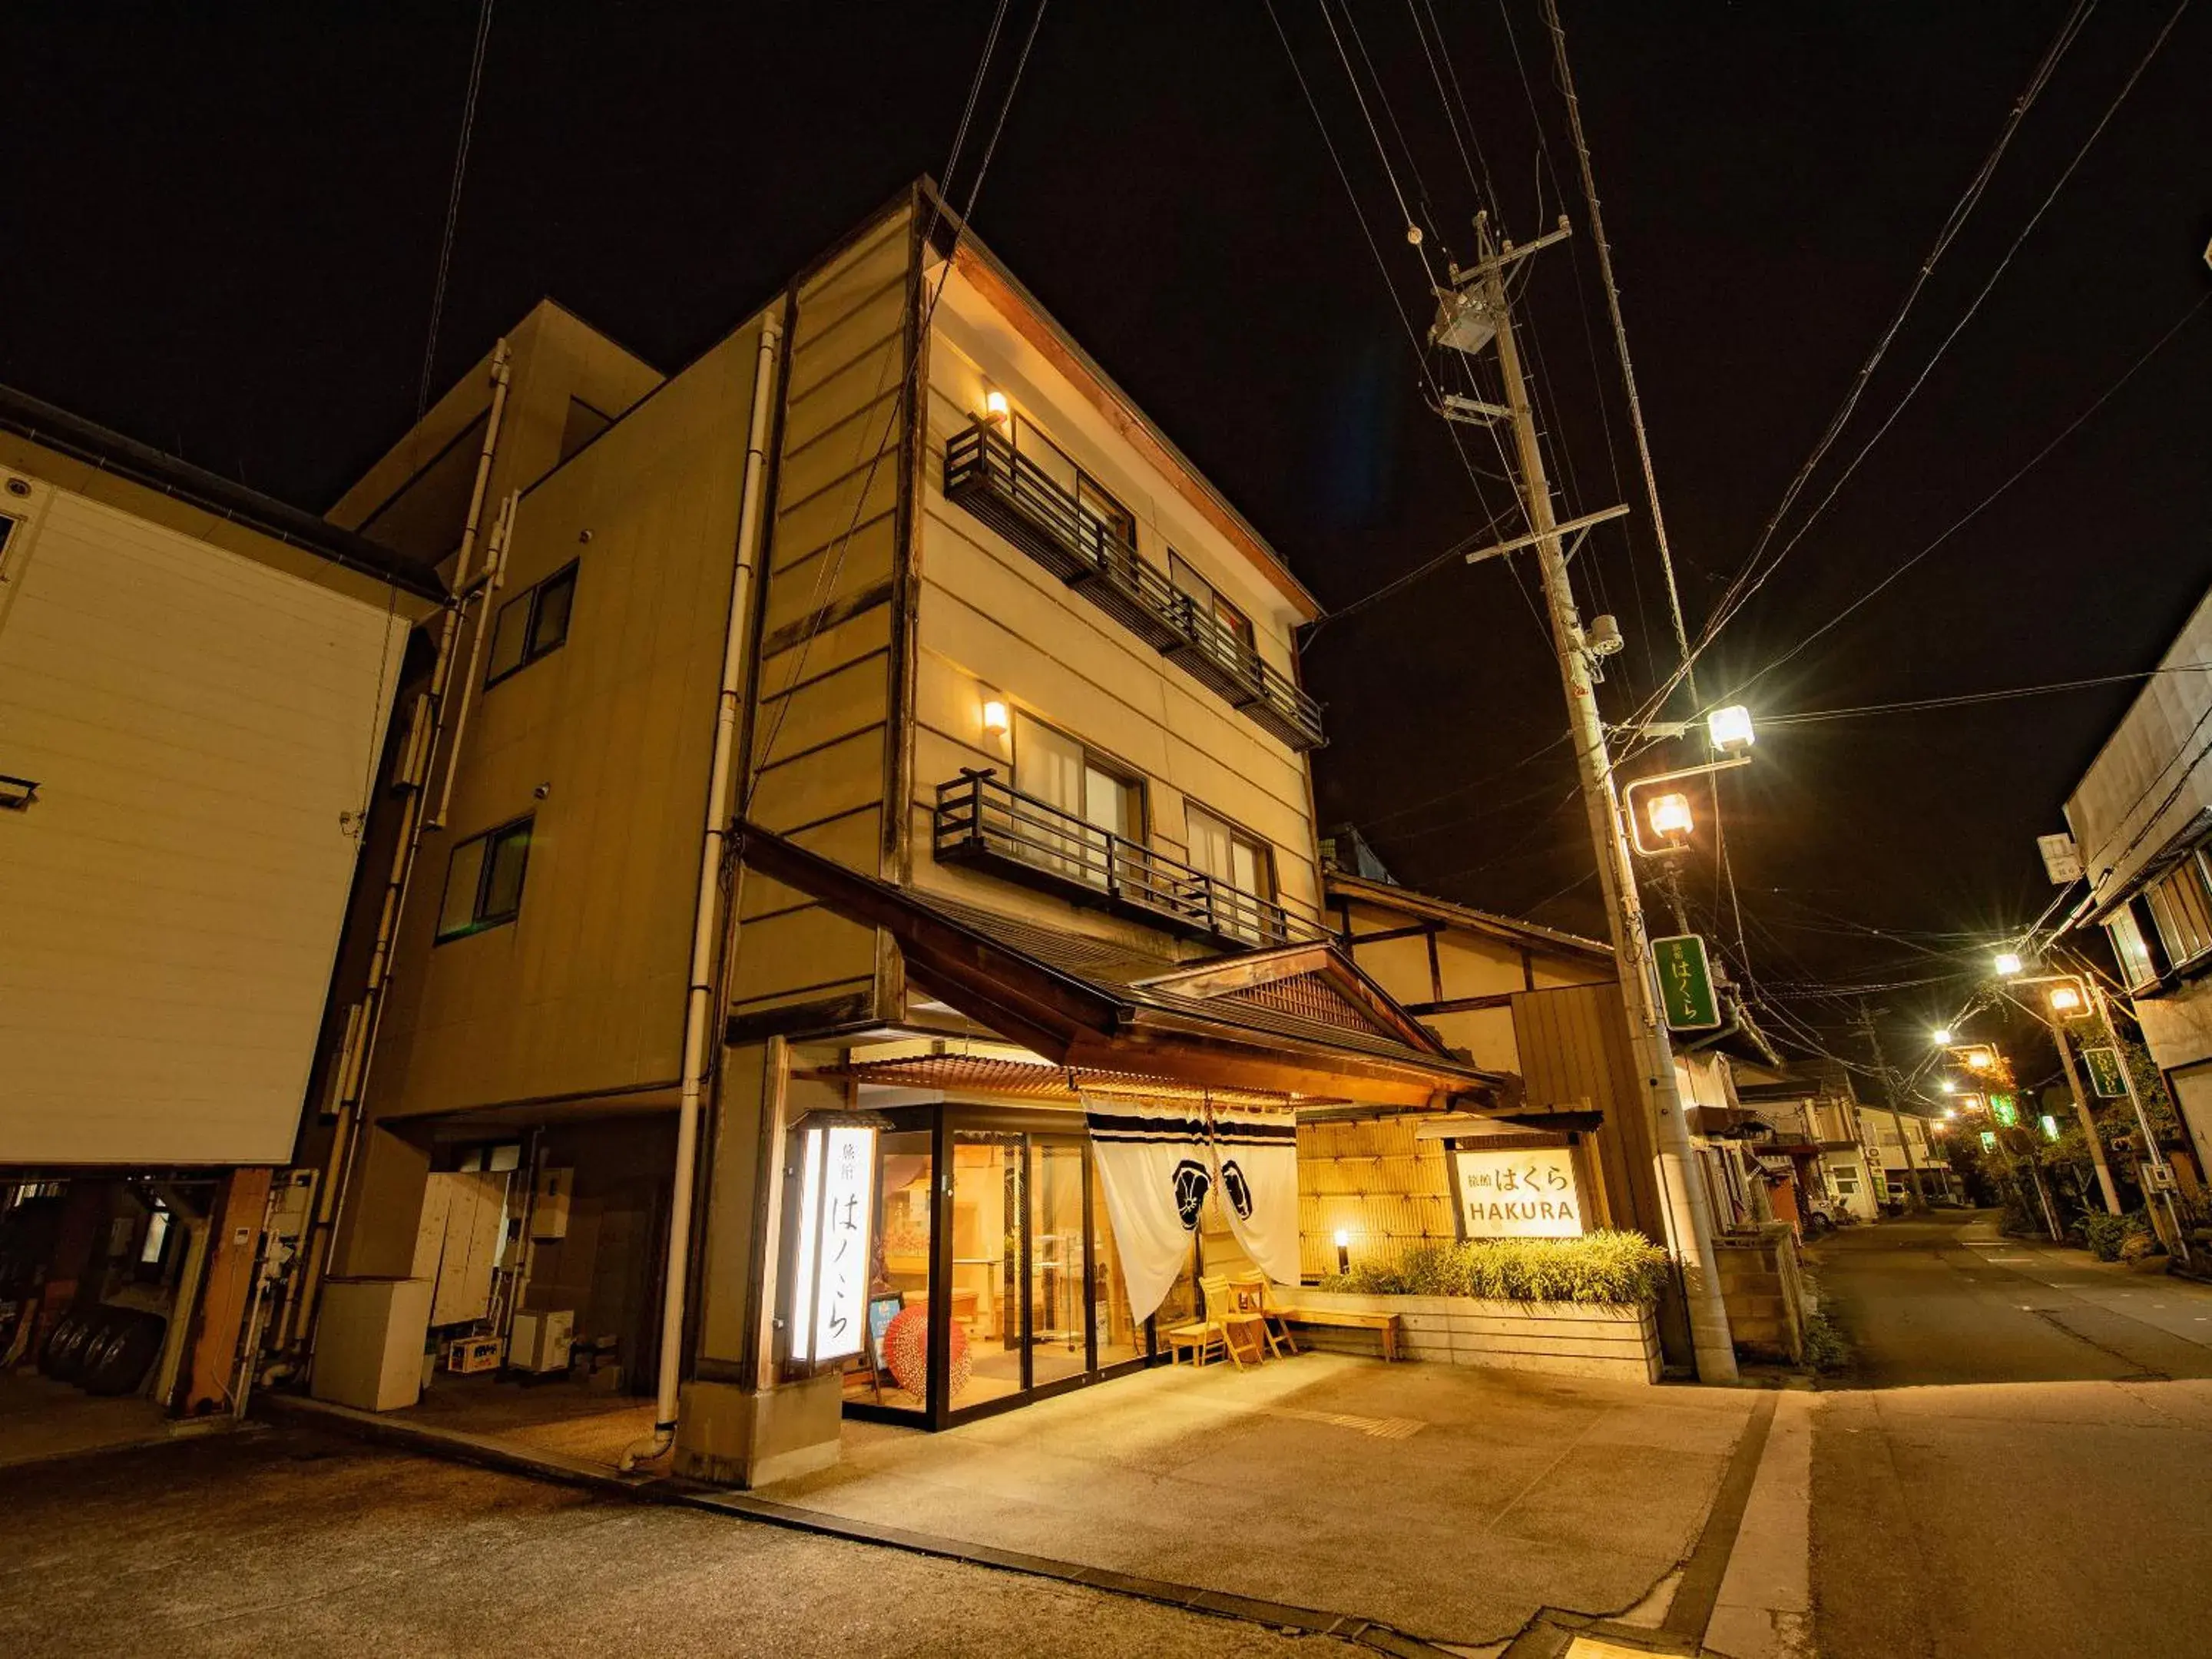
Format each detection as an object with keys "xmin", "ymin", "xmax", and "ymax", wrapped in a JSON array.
[
  {"xmin": 1855, "ymin": 1000, "xmax": 1927, "ymax": 1210},
  {"xmin": 2088, "ymin": 978, "xmax": 2190, "ymax": 1263},
  {"xmin": 1452, "ymin": 213, "xmax": 1737, "ymax": 1382},
  {"xmin": 2048, "ymin": 1011, "xmax": 2122, "ymax": 1216}
]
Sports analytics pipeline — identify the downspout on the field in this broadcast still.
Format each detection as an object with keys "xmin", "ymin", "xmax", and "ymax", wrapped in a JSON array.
[
  {"xmin": 289, "ymin": 339, "xmax": 512, "ymax": 1356},
  {"xmin": 622, "ymin": 311, "xmax": 785, "ymax": 1469},
  {"xmin": 428, "ymin": 490, "xmax": 516, "ymax": 829}
]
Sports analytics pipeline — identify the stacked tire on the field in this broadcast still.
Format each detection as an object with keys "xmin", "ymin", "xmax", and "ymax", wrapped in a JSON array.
[{"xmin": 38, "ymin": 1305, "xmax": 167, "ymax": 1396}]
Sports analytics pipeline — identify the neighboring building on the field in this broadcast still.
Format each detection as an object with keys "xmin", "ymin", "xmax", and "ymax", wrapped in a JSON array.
[
  {"xmin": 0, "ymin": 382, "xmax": 439, "ymax": 1422},
  {"xmin": 1859, "ymin": 1104, "xmax": 1951, "ymax": 1207},
  {"xmin": 2061, "ymin": 585, "xmax": 2212, "ymax": 1176},
  {"xmin": 304, "ymin": 184, "xmax": 1510, "ymax": 1485},
  {"xmin": 1736, "ymin": 1061, "xmax": 1883, "ymax": 1223},
  {"xmin": 1325, "ymin": 856, "xmax": 1778, "ymax": 1364}
]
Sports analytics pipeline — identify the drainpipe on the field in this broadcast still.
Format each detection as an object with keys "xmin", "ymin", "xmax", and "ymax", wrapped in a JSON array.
[
  {"xmin": 290, "ymin": 339, "xmax": 512, "ymax": 1356},
  {"xmin": 621, "ymin": 312, "xmax": 784, "ymax": 1470},
  {"xmin": 428, "ymin": 490, "xmax": 516, "ymax": 830}
]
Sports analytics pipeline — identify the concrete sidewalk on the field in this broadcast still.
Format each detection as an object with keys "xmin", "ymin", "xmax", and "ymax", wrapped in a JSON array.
[{"xmin": 761, "ymin": 1352, "xmax": 1763, "ymax": 1648}]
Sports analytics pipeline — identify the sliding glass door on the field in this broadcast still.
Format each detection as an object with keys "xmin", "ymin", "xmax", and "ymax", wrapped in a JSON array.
[{"xmin": 846, "ymin": 1108, "xmax": 1154, "ymax": 1429}]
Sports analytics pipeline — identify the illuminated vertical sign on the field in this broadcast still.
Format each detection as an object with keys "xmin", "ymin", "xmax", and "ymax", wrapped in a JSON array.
[
  {"xmin": 787, "ymin": 1121, "xmax": 877, "ymax": 1366},
  {"xmin": 1651, "ymin": 935, "xmax": 1721, "ymax": 1031}
]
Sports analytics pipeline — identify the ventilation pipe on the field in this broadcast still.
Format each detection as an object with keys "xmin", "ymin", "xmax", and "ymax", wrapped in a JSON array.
[
  {"xmin": 290, "ymin": 339, "xmax": 512, "ymax": 1355},
  {"xmin": 622, "ymin": 311, "xmax": 785, "ymax": 1470}
]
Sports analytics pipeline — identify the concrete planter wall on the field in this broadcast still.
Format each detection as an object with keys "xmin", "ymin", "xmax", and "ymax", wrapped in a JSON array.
[{"xmin": 1290, "ymin": 1289, "xmax": 1661, "ymax": 1384}]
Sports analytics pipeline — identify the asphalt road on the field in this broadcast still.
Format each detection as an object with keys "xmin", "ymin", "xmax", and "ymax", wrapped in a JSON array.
[
  {"xmin": 0, "ymin": 1426, "xmax": 1349, "ymax": 1658},
  {"xmin": 1808, "ymin": 1211, "xmax": 2212, "ymax": 1659}
]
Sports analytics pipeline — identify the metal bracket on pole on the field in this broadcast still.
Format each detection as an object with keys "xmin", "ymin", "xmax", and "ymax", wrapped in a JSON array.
[
  {"xmin": 1462, "ymin": 504, "xmax": 1631, "ymax": 567},
  {"xmin": 1445, "ymin": 214, "xmax": 1575, "ymax": 288},
  {"xmin": 1430, "ymin": 392, "xmax": 1513, "ymax": 426}
]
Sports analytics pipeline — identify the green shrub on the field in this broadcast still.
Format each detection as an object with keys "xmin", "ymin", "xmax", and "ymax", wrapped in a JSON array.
[
  {"xmin": 1318, "ymin": 1230, "xmax": 1671, "ymax": 1306},
  {"xmin": 2081, "ymin": 1210, "xmax": 2161, "ymax": 1263}
]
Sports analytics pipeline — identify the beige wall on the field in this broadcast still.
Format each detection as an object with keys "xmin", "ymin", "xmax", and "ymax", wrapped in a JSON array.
[
  {"xmin": 1336, "ymin": 892, "xmax": 1611, "ymax": 1075},
  {"xmin": 0, "ymin": 465, "xmax": 409, "ymax": 1165},
  {"xmin": 329, "ymin": 300, "xmax": 663, "ymax": 575},
  {"xmin": 906, "ymin": 254, "xmax": 1323, "ymax": 949},
  {"xmin": 725, "ymin": 207, "xmax": 915, "ymax": 1027},
  {"xmin": 366, "ymin": 313, "xmax": 770, "ymax": 1120}
]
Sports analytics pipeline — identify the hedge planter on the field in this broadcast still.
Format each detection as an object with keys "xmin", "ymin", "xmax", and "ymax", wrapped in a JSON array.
[{"xmin": 1290, "ymin": 1289, "xmax": 1662, "ymax": 1384}]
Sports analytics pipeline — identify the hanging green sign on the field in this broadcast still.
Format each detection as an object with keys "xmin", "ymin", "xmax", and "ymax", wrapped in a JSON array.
[
  {"xmin": 1979, "ymin": 1130, "xmax": 1999, "ymax": 1152},
  {"xmin": 1651, "ymin": 934, "xmax": 1721, "ymax": 1031},
  {"xmin": 2081, "ymin": 1046, "xmax": 2128, "ymax": 1098},
  {"xmin": 1990, "ymin": 1094, "xmax": 2020, "ymax": 1128}
]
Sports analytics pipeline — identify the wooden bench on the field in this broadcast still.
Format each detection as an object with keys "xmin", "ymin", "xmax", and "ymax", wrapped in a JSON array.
[{"xmin": 1279, "ymin": 1306, "xmax": 1401, "ymax": 1361}]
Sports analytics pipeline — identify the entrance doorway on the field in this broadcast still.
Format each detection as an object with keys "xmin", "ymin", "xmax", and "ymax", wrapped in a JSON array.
[{"xmin": 846, "ymin": 1105, "xmax": 1161, "ymax": 1427}]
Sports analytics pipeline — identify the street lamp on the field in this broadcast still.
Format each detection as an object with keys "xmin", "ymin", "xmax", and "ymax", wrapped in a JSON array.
[
  {"xmin": 1940, "ymin": 1078, "xmax": 1958, "ymax": 1094},
  {"xmin": 1932, "ymin": 1027, "xmax": 1954, "ymax": 1045},
  {"xmin": 1646, "ymin": 792, "xmax": 1694, "ymax": 840},
  {"xmin": 1995, "ymin": 951, "xmax": 2025, "ymax": 978},
  {"xmin": 1707, "ymin": 704, "xmax": 1756, "ymax": 753},
  {"xmin": 2046, "ymin": 982, "xmax": 2085, "ymax": 1015}
]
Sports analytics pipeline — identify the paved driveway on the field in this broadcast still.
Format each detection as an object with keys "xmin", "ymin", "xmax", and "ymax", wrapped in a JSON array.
[
  {"xmin": 764, "ymin": 1350, "xmax": 1760, "ymax": 1647},
  {"xmin": 0, "ymin": 1427, "xmax": 1343, "ymax": 1659}
]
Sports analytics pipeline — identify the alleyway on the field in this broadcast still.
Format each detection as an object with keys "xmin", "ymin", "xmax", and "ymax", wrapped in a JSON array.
[{"xmin": 1810, "ymin": 1212, "xmax": 2212, "ymax": 1659}]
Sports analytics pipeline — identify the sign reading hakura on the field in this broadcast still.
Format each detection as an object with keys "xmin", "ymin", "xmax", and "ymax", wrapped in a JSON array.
[{"xmin": 1454, "ymin": 1145, "xmax": 1585, "ymax": 1239}]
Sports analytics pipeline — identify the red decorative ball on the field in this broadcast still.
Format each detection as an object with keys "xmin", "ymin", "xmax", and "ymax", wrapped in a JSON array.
[{"xmin": 882, "ymin": 1306, "xmax": 970, "ymax": 1399}]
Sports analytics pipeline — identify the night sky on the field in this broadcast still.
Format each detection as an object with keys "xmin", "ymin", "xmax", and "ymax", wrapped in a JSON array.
[{"xmin": 7, "ymin": 4, "xmax": 2207, "ymax": 1069}]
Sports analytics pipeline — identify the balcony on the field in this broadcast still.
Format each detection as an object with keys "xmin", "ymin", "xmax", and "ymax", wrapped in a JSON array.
[
  {"xmin": 943, "ymin": 421, "xmax": 1326, "ymax": 751},
  {"xmin": 933, "ymin": 769, "xmax": 1330, "ymax": 950}
]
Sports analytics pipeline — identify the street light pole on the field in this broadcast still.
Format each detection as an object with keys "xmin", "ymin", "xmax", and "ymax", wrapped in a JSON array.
[
  {"xmin": 2048, "ymin": 1009, "xmax": 2123, "ymax": 1217},
  {"xmin": 1468, "ymin": 214, "xmax": 1738, "ymax": 1382}
]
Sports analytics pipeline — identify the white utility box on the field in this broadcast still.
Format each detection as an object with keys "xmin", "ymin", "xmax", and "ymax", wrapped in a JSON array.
[
  {"xmin": 510, "ymin": 1309, "xmax": 575, "ymax": 1374},
  {"xmin": 311, "ymin": 1277, "xmax": 433, "ymax": 1411}
]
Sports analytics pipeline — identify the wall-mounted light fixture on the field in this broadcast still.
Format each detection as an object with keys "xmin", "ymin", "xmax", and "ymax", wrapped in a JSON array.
[
  {"xmin": 981, "ymin": 697, "xmax": 1010, "ymax": 738},
  {"xmin": 983, "ymin": 389, "xmax": 1010, "ymax": 423},
  {"xmin": 1333, "ymin": 1227, "xmax": 1351, "ymax": 1275}
]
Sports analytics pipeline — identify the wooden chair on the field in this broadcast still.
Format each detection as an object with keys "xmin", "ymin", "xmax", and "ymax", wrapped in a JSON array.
[
  {"xmin": 1229, "ymin": 1274, "xmax": 1299, "ymax": 1358},
  {"xmin": 1199, "ymin": 1276, "xmax": 1269, "ymax": 1366},
  {"xmin": 1164, "ymin": 1319, "xmax": 1228, "ymax": 1367}
]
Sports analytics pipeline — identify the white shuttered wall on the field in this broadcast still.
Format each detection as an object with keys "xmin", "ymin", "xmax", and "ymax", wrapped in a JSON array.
[{"xmin": 0, "ymin": 485, "xmax": 407, "ymax": 1164}]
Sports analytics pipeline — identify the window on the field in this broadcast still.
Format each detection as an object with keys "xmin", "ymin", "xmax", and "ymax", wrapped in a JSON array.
[
  {"xmin": 2107, "ymin": 902, "xmax": 2161, "ymax": 991},
  {"xmin": 1168, "ymin": 552, "xmax": 1256, "ymax": 652},
  {"xmin": 436, "ymin": 816, "xmax": 534, "ymax": 942},
  {"xmin": 1012, "ymin": 714, "xmax": 1144, "ymax": 888},
  {"xmin": 486, "ymin": 564, "xmax": 578, "ymax": 686},
  {"xmin": 1186, "ymin": 803, "xmax": 1275, "ymax": 942},
  {"xmin": 2144, "ymin": 854, "xmax": 2212, "ymax": 969}
]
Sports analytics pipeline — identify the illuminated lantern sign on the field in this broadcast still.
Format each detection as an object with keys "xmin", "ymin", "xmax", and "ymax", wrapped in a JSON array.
[
  {"xmin": 1988, "ymin": 1094, "xmax": 2020, "ymax": 1128},
  {"xmin": 787, "ymin": 1120, "xmax": 878, "ymax": 1366},
  {"xmin": 1452, "ymin": 1145, "xmax": 1585, "ymax": 1239}
]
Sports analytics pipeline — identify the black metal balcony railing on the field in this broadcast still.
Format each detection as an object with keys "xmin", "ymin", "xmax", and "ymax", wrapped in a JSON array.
[
  {"xmin": 934, "ymin": 769, "xmax": 1329, "ymax": 950},
  {"xmin": 943, "ymin": 422, "xmax": 1326, "ymax": 751}
]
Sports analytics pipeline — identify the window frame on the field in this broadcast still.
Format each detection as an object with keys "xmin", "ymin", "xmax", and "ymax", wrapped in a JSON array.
[
  {"xmin": 2106, "ymin": 899, "xmax": 2163, "ymax": 992},
  {"xmin": 484, "ymin": 561, "xmax": 580, "ymax": 689},
  {"xmin": 1184, "ymin": 800, "xmax": 1276, "ymax": 900},
  {"xmin": 1167, "ymin": 551, "xmax": 1257, "ymax": 652},
  {"xmin": 2144, "ymin": 853, "xmax": 2212, "ymax": 971},
  {"xmin": 434, "ymin": 814, "xmax": 535, "ymax": 943},
  {"xmin": 1010, "ymin": 713, "xmax": 1147, "ymax": 843}
]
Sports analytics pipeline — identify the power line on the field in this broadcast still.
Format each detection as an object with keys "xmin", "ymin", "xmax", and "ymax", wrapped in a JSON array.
[
  {"xmin": 1693, "ymin": 0, "xmax": 2094, "ymax": 656},
  {"xmin": 418, "ymin": 0, "xmax": 498, "ymax": 420},
  {"xmin": 1260, "ymin": 0, "xmax": 1552, "ymax": 641},
  {"xmin": 1606, "ymin": 2, "xmax": 2098, "ymax": 739},
  {"xmin": 1725, "ymin": 289, "xmax": 2210, "ymax": 705},
  {"xmin": 1720, "ymin": 0, "xmax": 2190, "ymax": 624},
  {"xmin": 745, "ymin": 0, "xmax": 1041, "ymax": 802},
  {"xmin": 1762, "ymin": 663, "xmax": 2212, "ymax": 727}
]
